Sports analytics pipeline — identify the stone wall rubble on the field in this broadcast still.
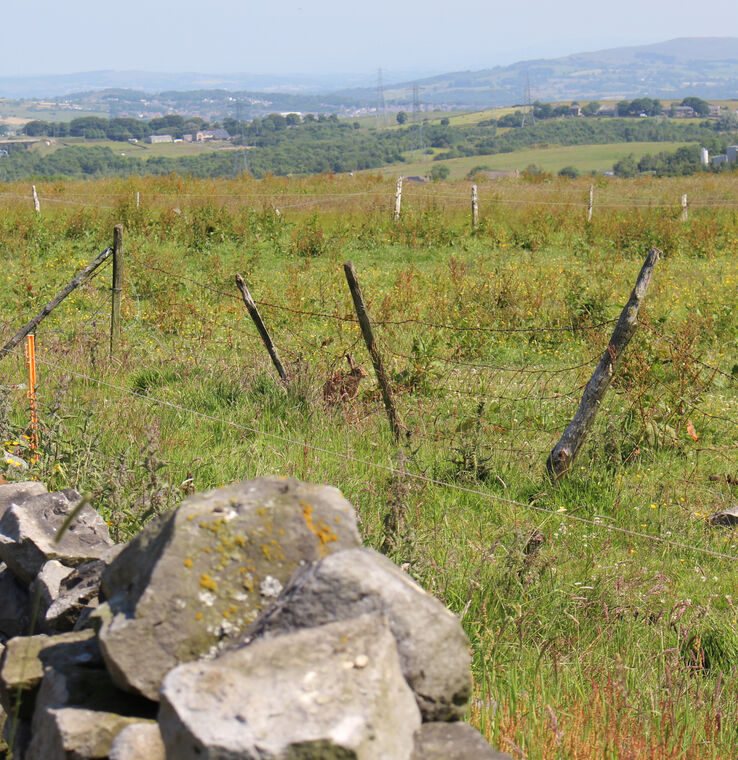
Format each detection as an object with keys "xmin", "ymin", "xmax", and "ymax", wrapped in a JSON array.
[{"xmin": 0, "ymin": 477, "xmax": 510, "ymax": 760}]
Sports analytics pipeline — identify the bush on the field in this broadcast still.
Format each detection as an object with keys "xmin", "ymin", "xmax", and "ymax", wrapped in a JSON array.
[{"xmin": 429, "ymin": 164, "xmax": 450, "ymax": 182}]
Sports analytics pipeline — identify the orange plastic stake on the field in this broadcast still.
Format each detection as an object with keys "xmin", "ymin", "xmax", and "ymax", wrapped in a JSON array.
[{"xmin": 24, "ymin": 334, "xmax": 39, "ymax": 463}]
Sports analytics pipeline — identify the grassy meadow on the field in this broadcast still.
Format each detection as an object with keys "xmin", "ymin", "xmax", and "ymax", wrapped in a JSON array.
[
  {"xmin": 389, "ymin": 141, "xmax": 693, "ymax": 179},
  {"xmin": 1, "ymin": 171, "xmax": 737, "ymax": 758}
]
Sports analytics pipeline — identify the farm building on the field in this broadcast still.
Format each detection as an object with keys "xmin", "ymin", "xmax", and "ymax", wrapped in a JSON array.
[{"xmin": 147, "ymin": 134, "xmax": 173, "ymax": 144}]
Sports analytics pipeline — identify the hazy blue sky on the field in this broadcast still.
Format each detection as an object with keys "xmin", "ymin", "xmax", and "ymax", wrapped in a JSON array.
[{"xmin": 4, "ymin": 0, "xmax": 738, "ymax": 78}]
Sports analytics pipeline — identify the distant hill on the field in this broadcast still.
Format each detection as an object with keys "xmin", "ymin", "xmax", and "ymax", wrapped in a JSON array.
[
  {"xmin": 371, "ymin": 37, "xmax": 738, "ymax": 107},
  {"xmin": 2, "ymin": 38, "xmax": 738, "ymax": 117}
]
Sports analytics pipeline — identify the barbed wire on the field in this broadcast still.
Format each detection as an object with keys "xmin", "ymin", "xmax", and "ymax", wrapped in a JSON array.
[{"xmin": 7, "ymin": 347, "xmax": 734, "ymax": 563}]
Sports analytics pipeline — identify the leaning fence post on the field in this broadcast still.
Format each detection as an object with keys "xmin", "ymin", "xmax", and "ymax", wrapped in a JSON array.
[
  {"xmin": 394, "ymin": 177, "xmax": 403, "ymax": 222},
  {"xmin": 546, "ymin": 247, "xmax": 662, "ymax": 481},
  {"xmin": 235, "ymin": 274, "xmax": 288, "ymax": 381},
  {"xmin": 471, "ymin": 184, "xmax": 479, "ymax": 230},
  {"xmin": 343, "ymin": 261, "xmax": 405, "ymax": 442},
  {"xmin": 32, "ymin": 185, "xmax": 40, "ymax": 213},
  {"xmin": 587, "ymin": 184, "xmax": 594, "ymax": 222},
  {"xmin": 681, "ymin": 193, "xmax": 688, "ymax": 222},
  {"xmin": 0, "ymin": 246, "xmax": 113, "ymax": 362},
  {"xmin": 110, "ymin": 225, "xmax": 123, "ymax": 357}
]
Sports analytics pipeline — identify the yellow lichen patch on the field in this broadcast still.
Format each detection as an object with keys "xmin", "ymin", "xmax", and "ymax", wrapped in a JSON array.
[
  {"xmin": 235, "ymin": 536, "xmax": 246, "ymax": 547},
  {"xmin": 300, "ymin": 501, "xmax": 339, "ymax": 556},
  {"xmin": 187, "ymin": 515, "xmax": 196, "ymax": 521},
  {"xmin": 184, "ymin": 558, "xmax": 193, "ymax": 568},
  {"xmin": 195, "ymin": 612, "xmax": 203, "ymax": 621},
  {"xmin": 200, "ymin": 574, "xmax": 218, "ymax": 591}
]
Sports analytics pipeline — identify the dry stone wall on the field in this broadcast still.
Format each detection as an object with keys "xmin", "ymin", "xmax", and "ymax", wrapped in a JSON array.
[{"xmin": 0, "ymin": 477, "xmax": 511, "ymax": 760}]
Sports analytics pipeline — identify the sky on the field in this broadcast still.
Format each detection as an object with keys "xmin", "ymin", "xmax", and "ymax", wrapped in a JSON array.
[{"xmin": 4, "ymin": 0, "xmax": 738, "ymax": 80}]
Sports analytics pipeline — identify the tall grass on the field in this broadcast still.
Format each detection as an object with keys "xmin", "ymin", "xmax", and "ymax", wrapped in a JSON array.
[{"xmin": 0, "ymin": 172, "xmax": 737, "ymax": 758}]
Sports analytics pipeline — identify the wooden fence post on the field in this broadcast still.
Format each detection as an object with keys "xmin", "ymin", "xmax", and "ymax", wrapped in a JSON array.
[
  {"xmin": 343, "ymin": 261, "xmax": 405, "ymax": 442},
  {"xmin": 471, "ymin": 184, "xmax": 479, "ymax": 230},
  {"xmin": 681, "ymin": 193, "xmax": 688, "ymax": 222},
  {"xmin": 546, "ymin": 247, "xmax": 661, "ymax": 481},
  {"xmin": 32, "ymin": 185, "xmax": 40, "ymax": 213},
  {"xmin": 394, "ymin": 177, "xmax": 403, "ymax": 222},
  {"xmin": 110, "ymin": 225, "xmax": 123, "ymax": 357},
  {"xmin": 235, "ymin": 274, "xmax": 288, "ymax": 381},
  {"xmin": 587, "ymin": 184, "xmax": 594, "ymax": 222},
  {"xmin": 136, "ymin": 191, "xmax": 140, "ymax": 209},
  {"xmin": 0, "ymin": 247, "xmax": 113, "ymax": 362}
]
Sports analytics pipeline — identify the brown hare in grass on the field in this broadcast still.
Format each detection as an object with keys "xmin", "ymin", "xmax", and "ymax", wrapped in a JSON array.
[{"xmin": 322, "ymin": 354, "xmax": 369, "ymax": 405}]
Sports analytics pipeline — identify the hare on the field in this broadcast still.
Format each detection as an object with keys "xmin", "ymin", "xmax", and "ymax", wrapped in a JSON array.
[{"xmin": 322, "ymin": 354, "xmax": 369, "ymax": 405}]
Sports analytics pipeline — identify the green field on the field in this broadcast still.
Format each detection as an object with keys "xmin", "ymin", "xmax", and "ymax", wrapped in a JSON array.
[
  {"xmin": 0, "ymin": 100, "xmax": 107, "ymax": 125},
  {"xmin": 26, "ymin": 136, "xmax": 231, "ymax": 159},
  {"xmin": 386, "ymin": 141, "xmax": 693, "ymax": 179},
  {"xmin": 1, "ymin": 172, "xmax": 737, "ymax": 759}
]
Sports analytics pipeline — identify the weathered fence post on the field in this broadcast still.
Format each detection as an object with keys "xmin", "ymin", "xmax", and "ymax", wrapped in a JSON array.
[
  {"xmin": 32, "ymin": 185, "xmax": 40, "ymax": 213},
  {"xmin": 110, "ymin": 225, "xmax": 123, "ymax": 357},
  {"xmin": 681, "ymin": 193, "xmax": 688, "ymax": 222},
  {"xmin": 0, "ymin": 247, "xmax": 113, "ymax": 362},
  {"xmin": 235, "ymin": 274, "xmax": 288, "ymax": 381},
  {"xmin": 546, "ymin": 247, "xmax": 662, "ymax": 481},
  {"xmin": 394, "ymin": 177, "xmax": 403, "ymax": 222},
  {"xmin": 136, "ymin": 191, "xmax": 140, "ymax": 209},
  {"xmin": 471, "ymin": 184, "xmax": 479, "ymax": 230},
  {"xmin": 343, "ymin": 261, "xmax": 405, "ymax": 442},
  {"xmin": 587, "ymin": 184, "xmax": 594, "ymax": 223}
]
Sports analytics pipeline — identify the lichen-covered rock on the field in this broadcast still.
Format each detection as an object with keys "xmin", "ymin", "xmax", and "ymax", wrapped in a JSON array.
[
  {"xmin": 0, "ymin": 490, "xmax": 112, "ymax": 585},
  {"xmin": 25, "ymin": 667, "xmax": 156, "ymax": 760},
  {"xmin": 245, "ymin": 547, "xmax": 472, "ymax": 721},
  {"xmin": 0, "ymin": 630, "xmax": 102, "ymax": 721},
  {"xmin": 108, "ymin": 722, "xmax": 165, "ymax": 760},
  {"xmin": 412, "ymin": 722, "xmax": 513, "ymax": 759},
  {"xmin": 0, "ymin": 562, "xmax": 30, "ymax": 640},
  {"xmin": 0, "ymin": 482, "xmax": 47, "ymax": 523},
  {"xmin": 159, "ymin": 614, "xmax": 421, "ymax": 760},
  {"xmin": 98, "ymin": 477, "xmax": 361, "ymax": 700}
]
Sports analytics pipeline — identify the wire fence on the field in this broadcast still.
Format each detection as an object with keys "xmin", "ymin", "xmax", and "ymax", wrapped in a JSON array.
[
  {"xmin": 5, "ymin": 178, "xmax": 738, "ymax": 216},
  {"xmin": 1, "ymin": 186, "xmax": 736, "ymax": 566}
]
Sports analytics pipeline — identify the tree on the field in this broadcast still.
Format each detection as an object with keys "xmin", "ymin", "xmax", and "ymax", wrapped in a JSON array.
[
  {"xmin": 429, "ymin": 164, "xmax": 450, "ymax": 181},
  {"xmin": 613, "ymin": 154, "xmax": 637, "ymax": 177},
  {"xmin": 681, "ymin": 97, "xmax": 710, "ymax": 117},
  {"xmin": 582, "ymin": 101, "xmax": 600, "ymax": 116},
  {"xmin": 396, "ymin": 111, "xmax": 408, "ymax": 125},
  {"xmin": 440, "ymin": 117, "xmax": 450, "ymax": 126},
  {"xmin": 558, "ymin": 165, "xmax": 580, "ymax": 178}
]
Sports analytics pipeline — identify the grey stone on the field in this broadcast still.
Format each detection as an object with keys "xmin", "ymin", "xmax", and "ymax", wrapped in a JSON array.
[
  {"xmin": 0, "ymin": 630, "xmax": 102, "ymax": 721},
  {"xmin": 108, "ymin": 722, "xmax": 165, "ymax": 760},
  {"xmin": 246, "ymin": 547, "xmax": 472, "ymax": 721},
  {"xmin": 709, "ymin": 504, "xmax": 738, "ymax": 526},
  {"xmin": 0, "ymin": 482, "xmax": 47, "ymax": 523},
  {"xmin": 0, "ymin": 490, "xmax": 113, "ymax": 585},
  {"xmin": 0, "ymin": 563, "xmax": 30, "ymax": 639},
  {"xmin": 159, "ymin": 614, "xmax": 421, "ymax": 760},
  {"xmin": 29, "ymin": 561, "xmax": 74, "ymax": 627},
  {"xmin": 98, "ymin": 477, "xmax": 361, "ymax": 700},
  {"xmin": 44, "ymin": 561, "xmax": 105, "ymax": 633},
  {"xmin": 412, "ymin": 723, "xmax": 513, "ymax": 760},
  {"xmin": 25, "ymin": 667, "xmax": 156, "ymax": 760}
]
